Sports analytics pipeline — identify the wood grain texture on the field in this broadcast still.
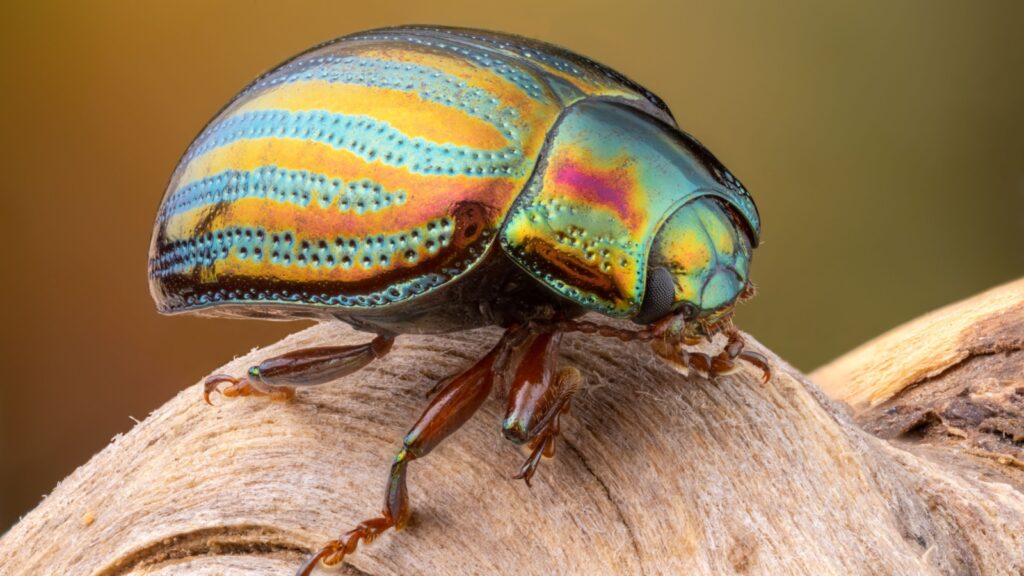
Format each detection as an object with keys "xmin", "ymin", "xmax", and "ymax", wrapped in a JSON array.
[
  {"xmin": 814, "ymin": 277, "xmax": 1024, "ymax": 496},
  {"xmin": 2, "ymin": 280, "xmax": 1024, "ymax": 576},
  {"xmin": 814, "ymin": 278, "xmax": 1024, "ymax": 409}
]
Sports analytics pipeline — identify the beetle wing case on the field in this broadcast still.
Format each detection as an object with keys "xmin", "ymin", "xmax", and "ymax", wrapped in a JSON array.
[{"xmin": 146, "ymin": 26, "xmax": 672, "ymax": 319}]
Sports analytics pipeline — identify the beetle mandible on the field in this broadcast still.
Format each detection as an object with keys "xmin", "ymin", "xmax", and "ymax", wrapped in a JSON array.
[{"xmin": 148, "ymin": 25, "xmax": 770, "ymax": 574}]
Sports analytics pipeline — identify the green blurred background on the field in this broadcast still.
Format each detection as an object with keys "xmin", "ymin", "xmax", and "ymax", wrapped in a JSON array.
[{"xmin": 1, "ymin": 0, "xmax": 1021, "ymax": 532}]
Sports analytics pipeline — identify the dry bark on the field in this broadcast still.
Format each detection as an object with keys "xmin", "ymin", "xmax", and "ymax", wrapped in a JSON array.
[
  {"xmin": 1, "ymin": 279, "xmax": 1023, "ymax": 576},
  {"xmin": 813, "ymin": 278, "xmax": 1024, "ymax": 495}
]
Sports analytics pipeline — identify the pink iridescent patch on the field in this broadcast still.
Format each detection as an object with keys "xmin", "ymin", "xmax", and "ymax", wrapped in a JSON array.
[{"xmin": 552, "ymin": 157, "xmax": 643, "ymax": 230}]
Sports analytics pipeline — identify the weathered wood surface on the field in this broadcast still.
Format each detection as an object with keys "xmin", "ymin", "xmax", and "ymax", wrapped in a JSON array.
[
  {"xmin": 2, "ymin": 279, "xmax": 1022, "ymax": 576},
  {"xmin": 813, "ymin": 278, "xmax": 1024, "ymax": 494}
]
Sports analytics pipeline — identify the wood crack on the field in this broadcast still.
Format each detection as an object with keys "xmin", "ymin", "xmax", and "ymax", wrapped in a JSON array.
[
  {"xmin": 94, "ymin": 525, "xmax": 316, "ymax": 576},
  {"xmin": 560, "ymin": 437, "xmax": 647, "ymax": 576},
  {"xmin": 898, "ymin": 340, "xmax": 1024, "ymax": 398}
]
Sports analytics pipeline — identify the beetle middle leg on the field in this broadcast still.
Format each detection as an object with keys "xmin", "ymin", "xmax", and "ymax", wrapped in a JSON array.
[
  {"xmin": 297, "ymin": 327, "xmax": 526, "ymax": 575},
  {"xmin": 501, "ymin": 329, "xmax": 582, "ymax": 486},
  {"xmin": 204, "ymin": 335, "xmax": 394, "ymax": 404}
]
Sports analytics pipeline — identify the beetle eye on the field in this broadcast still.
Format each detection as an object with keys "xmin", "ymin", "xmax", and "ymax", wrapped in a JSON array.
[{"xmin": 634, "ymin": 266, "xmax": 675, "ymax": 324}]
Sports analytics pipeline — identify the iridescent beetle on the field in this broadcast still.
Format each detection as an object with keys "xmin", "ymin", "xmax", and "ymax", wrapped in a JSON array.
[{"xmin": 148, "ymin": 26, "xmax": 769, "ymax": 574}]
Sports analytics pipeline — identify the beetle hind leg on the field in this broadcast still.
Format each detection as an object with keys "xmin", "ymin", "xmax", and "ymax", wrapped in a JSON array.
[
  {"xmin": 203, "ymin": 373, "xmax": 293, "ymax": 403},
  {"xmin": 204, "ymin": 335, "xmax": 394, "ymax": 405}
]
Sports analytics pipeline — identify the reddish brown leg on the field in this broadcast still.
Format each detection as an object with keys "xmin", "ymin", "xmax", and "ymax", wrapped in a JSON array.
[
  {"xmin": 297, "ymin": 328, "xmax": 526, "ymax": 576},
  {"xmin": 501, "ymin": 330, "xmax": 582, "ymax": 486},
  {"xmin": 510, "ymin": 368, "xmax": 581, "ymax": 486},
  {"xmin": 204, "ymin": 335, "xmax": 394, "ymax": 404},
  {"xmin": 203, "ymin": 373, "xmax": 295, "ymax": 403}
]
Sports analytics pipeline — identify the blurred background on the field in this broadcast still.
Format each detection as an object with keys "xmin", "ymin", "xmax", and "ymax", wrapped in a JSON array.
[{"xmin": 1, "ymin": 0, "xmax": 1022, "ymax": 532}]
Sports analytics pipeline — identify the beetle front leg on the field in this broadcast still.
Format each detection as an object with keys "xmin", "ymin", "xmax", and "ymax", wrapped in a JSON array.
[
  {"xmin": 204, "ymin": 335, "xmax": 394, "ymax": 404},
  {"xmin": 655, "ymin": 330, "xmax": 771, "ymax": 383},
  {"xmin": 710, "ymin": 330, "xmax": 771, "ymax": 383},
  {"xmin": 501, "ymin": 330, "xmax": 582, "ymax": 486},
  {"xmin": 297, "ymin": 328, "xmax": 524, "ymax": 575}
]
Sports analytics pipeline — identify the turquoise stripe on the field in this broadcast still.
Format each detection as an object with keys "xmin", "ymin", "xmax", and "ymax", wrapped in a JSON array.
[
  {"xmin": 149, "ymin": 217, "xmax": 491, "ymax": 309},
  {"xmin": 182, "ymin": 109, "xmax": 524, "ymax": 178},
  {"xmin": 148, "ymin": 216, "xmax": 489, "ymax": 309},
  {"xmin": 248, "ymin": 55, "xmax": 528, "ymax": 140},
  {"xmin": 366, "ymin": 34, "xmax": 549, "ymax": 101},
  {"xmin": 150, "ymin": 224, "xmax": 451, "ymax": 309},
  {"xmin": 150, "ymin": 217, "xmax": 453, "ymax": 279},
  {"xmin": 161, "ymin": 166, "xmax": 408, "ymax": 219}
]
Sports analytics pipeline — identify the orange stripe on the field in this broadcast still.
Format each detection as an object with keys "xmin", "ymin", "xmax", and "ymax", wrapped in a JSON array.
[
  {"xmin": 235, "ymin": 81, "xmax": 510, "ymax": 151},
  {"xmin": 352, "ymin": 45, "xmax": 557, "ymax": 120},
  {"xmin": 350, "ymin": 45, "xmax": 558, "ymax": 160},
  {"xmin": 211, "ymin": 244, "xmax": 421, "ymax": 283},
  {"xmin": 164, "ymin": 176, "xmax": 518, "ymax": 241},
  {"xmin": 175, "ymin": 135, "xmax": 525, "ymax": 199}
]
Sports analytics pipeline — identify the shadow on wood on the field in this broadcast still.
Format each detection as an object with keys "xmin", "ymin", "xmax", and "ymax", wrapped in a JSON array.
[{"xmin": 1, "ymin": 280, "xmax": 1022, "ymax": 575}]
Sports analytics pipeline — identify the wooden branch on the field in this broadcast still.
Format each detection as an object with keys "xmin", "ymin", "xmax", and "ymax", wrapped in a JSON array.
[
  {"xmin": 2, "ymin": 280, "xmax": 1023, "ymax": 575},
  {"xmin": 813, "ymin": 278, "xmax": 1024, "ymax": 493},
  {"xmin": 813, "ymin": 279, "xmax": 1024, "ymax": 409}
]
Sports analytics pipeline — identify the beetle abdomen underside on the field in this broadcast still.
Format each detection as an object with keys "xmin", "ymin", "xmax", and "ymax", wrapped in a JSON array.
[{"xmin": 148, "ymin": 26, "xmax": 671, "ymax": 316}]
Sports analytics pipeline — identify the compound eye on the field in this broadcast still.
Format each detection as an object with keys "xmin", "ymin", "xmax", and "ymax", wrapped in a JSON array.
[{"xmin": 634, "ymin": 266, "xmax": 676, "ymax": 324}]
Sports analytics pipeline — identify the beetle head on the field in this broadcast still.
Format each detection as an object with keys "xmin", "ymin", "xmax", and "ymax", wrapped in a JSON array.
[{"xmin": 633, "ymin": 197, "xmax": 754, "ymax": 337}]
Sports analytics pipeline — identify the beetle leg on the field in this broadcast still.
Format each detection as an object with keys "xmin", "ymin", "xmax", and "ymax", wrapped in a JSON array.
[
  {"xmin": 501, "ymin": 330, "xmax": 582, "ymax": 486},
  {"xmin": 509, "ymin": 367, "xmax": 581, "ymax": 486},
  {"xmin": 204, "ymin": 335, "xmax": 394, "ymax": 405},
  {"xmin": 738, "ymin": 350, "xmax": 772, "ymax": 383},
  {"xmin": 653, "ymin": 330, "xmax": 771, "ymax": 383},
  {"xmin": 298, "ymin": 328, "xmax": 525, "ymax": 575},
  {"xmin": 203, "ymin": 373, "xmax": 294, "ymax": 403},
  {"xmin": 424, "ymin": 371, "xmax": 457, "ymax": 398},
  {"xmin": 706, "ymin": 330, "xmax": 772, "ymax": 383}
]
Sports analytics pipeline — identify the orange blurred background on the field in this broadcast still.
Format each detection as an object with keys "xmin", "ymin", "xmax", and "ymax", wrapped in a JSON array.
[{"xmin": 1, "ymin": 1, "xmax": 1022, "ymax": 532}]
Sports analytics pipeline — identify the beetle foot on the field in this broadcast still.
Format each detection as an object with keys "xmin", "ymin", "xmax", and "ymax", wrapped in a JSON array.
[
  {"xmin": 296, "ymin": 515, "xmax": 395, "ymax": 576},
  {"xmin": 506, "ymin": 365, "xmax": 579, "ymax": 487},
  {"xmin": 514, "ymin": 430, "xmax": 557, "ymax": 487},
  {"xmin": 738, "ymin": 350, "xmax": 772, "ymax": 383},
  {"xmin": 652, "ymin": 330, "xmax": 771, "ymax": 383},
  {"xmin": 202, "ymin": 373, "xmax": 294, "ymax": 405}
]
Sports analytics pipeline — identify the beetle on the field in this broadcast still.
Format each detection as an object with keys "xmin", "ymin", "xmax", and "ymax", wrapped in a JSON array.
[{"xmin": 148, "ymin": 25, "xmax": 769, "ymax": 574}]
